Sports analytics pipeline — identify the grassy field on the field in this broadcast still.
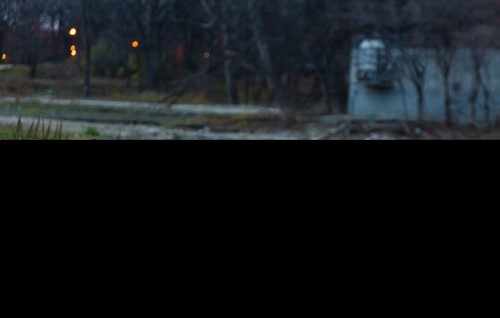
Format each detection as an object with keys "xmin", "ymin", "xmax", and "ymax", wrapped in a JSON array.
[
  {"xmin": 0, "ymin": 118, "xmax": 97, "ymax": 140},
  {"xmin": 0, "ymin": 64, "xmax": 154, "ymax": 101},
  {"xmin": 0, "ymin": 100, "xmax": 288, "ymax": 128},
  {"xmin": 0, "ymin": 64, "xmax": 273, "ymax": 105},
  {"xmin": 0, "ymin": 99, "xmax": 293, "ymax": 139},
  {"xmin": 0, "ymin": 101, "xmax": 191, "ymax": 126}
]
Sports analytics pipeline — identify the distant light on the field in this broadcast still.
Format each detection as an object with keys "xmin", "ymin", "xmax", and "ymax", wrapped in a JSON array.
[
  {"xmin": 204, "ymin": 52, "xmax": 210, "ymax": 59},
  {"xmin": 70, "ymin": 45, "xmax": 76, "ymax": 51},
  {"xmin": 132, "ymin": 41, "xmax": 139, "ymax": 48},
  {"xmin": 71, "ymin": 50, "xmax": 77, "ymax": 57},
  {"xmin": 1, "ymin": 53, "xmax": 6, "ymax": 61},
  {"xmin": 69, "ymin": 28, "xmax": 77, "ymax": 36}
]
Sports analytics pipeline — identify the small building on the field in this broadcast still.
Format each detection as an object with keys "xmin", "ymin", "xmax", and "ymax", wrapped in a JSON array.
[{"xmin": 348, "ymin": 39, "xmax": 500, "ymax": 124}]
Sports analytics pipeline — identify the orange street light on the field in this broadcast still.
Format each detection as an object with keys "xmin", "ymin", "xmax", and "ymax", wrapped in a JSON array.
[
  {"xmin": 69, "ymin": 28, "xmax": 77, "ymax": 37},
  {"xmin": 1, "ymin": 53, "xmax": 7, "ymax": 61},
  {"xmin": 70, "ymin": 45, "xmax": 76, "ymax": 51},
  {"xmin": 71, "ymin": 50, "xmax": 77, "ymax": 57},
  {"xmin": 132, "ymin": 41, "xmax": 139, "ymax": 48}
]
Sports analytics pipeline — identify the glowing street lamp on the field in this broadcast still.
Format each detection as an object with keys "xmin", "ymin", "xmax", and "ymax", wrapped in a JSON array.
[
  {"xmin": 69, "ymin": 28, "xmax": 77, "ymax": 37},
  {"xmin": 70, "ymin": 45, "xmax": 77, "ymax": 57},
  {"xmin": 132, "ymin": 41, "xmax": 140, "ymax": 49},
  {"xmin": 1, "ymin": 53, "xmax": 7, "ymax": 61}
]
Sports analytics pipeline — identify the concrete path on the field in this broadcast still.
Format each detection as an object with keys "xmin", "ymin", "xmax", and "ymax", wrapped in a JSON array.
[{"xmin": 0, "ymin": 96, "xmax": 281, "ymax": 116}]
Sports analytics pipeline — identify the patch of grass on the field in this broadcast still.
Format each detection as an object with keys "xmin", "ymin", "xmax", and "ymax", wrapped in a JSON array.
[
  {"xmin": 0, "ymin": 101, "xmax": 195, "ymax": 127},
  {"xmin": 175, "ymin": 93, "xmax": 213, "ymax": 105},
  {"xmin": 82, "ymin": 127, "xmax": 101, "ymax": 138},
  {"xmin": 0, "ymin": 65, "xmax": 30, "ymax": 79},
  {"xmin": 0, "ymin": 64, "xmax": 274, "ymax": 106},
  {"xmin": 172, "ymin": 113, "xmax": 289, "ymax": 132},
  {"xmin": 0, "ymin": 117, "xmax": 66, "ymax": 140}
]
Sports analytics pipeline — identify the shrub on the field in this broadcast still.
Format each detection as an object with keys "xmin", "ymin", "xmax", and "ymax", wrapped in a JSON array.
[{"xmin": 83, "ymin": 127, "xmax": 101, "ymax": 138}]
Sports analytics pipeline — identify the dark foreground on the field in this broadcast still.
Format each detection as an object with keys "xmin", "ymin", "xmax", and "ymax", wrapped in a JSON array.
[{"xmin": 0, "ymin": 97, "xmax": 499, "ymax": 140}]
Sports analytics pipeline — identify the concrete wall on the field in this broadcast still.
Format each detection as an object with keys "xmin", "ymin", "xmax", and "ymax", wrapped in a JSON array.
[{"xmin": 348, "ymin": 48, "xmax": 500, "ymax": 124}]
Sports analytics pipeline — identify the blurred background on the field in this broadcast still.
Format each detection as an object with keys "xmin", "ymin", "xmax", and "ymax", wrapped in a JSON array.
[{"xmin": 0, "ymin": 0, "xmax": 499, "ymax": 139}]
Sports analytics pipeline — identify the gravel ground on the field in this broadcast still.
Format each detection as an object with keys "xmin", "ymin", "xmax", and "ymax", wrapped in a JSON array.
[
  {"xmin": 0, "ymin": 115, "xmax": 306, "ymax": 140},
  {"xmin": 3, "ymin": 114, "xmax": 499, "ymax": 140}
]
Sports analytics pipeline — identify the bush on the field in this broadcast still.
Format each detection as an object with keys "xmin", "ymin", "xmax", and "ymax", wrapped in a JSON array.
[{"xmin": 83, "ymin": 127, "xmax": 101, "ymax": 138}]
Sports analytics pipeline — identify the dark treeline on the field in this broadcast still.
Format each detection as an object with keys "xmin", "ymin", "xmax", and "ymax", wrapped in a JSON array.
[{"xmin": 0, "ymin": 0, "xmax": 499, "ymax": 113}]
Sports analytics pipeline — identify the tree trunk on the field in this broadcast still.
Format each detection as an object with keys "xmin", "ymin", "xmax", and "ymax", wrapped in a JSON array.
[
  {"xmin": 83, "ymin": 0, "xmax": 91, "ymax": 98},
  {"xmin": 223, "ymin": 57, "xmax": 240, "ymax": 105},
  {"xmin": 184, "ymin": 26, "xmax": 195, "ymax": 72},
  {"xmin": 483, "ymin": 84, "xmax": 491, "ymax": 126},
  {"xmin": 444, "ymin": 72, "xmax": 453, "ymax": 127},
  {"xmin": 436, "ymin": 47, "xmax": 455, "ymax": 127},
  {"xmin": 0, "ymin": 33, "xmax": 3, "ymax": 57},
  {"xmin": 145, "ymin": 47, "xmax": 161, "ymax": 89},
  {"xmin": 84, "ymin": 40, "xmax": 91, "ymax": 98},
  {"xmin": 247, "ymin": 0, "xmax": 279, "ymax": 104},
  {"xmin": 221, "ymin": 17, "xmax": 239, "ymax": 105},
  {"xmin": 416, "ymin": 85, "xmax": 425, "ymax": 123},
  {"xmin": 318, "ymin": 70, "xmax": 333, "ymax": 114},
  {"xmin": 332, "ymin": 32, "xmax": 352, "ymax": 114},
  {"xmin": 29, "ymin": 55, "xmax": 38, "ymax": 79},
  {"xmin": 469, "ymin": 80, "xmax": 479, "ymax": 125}
]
